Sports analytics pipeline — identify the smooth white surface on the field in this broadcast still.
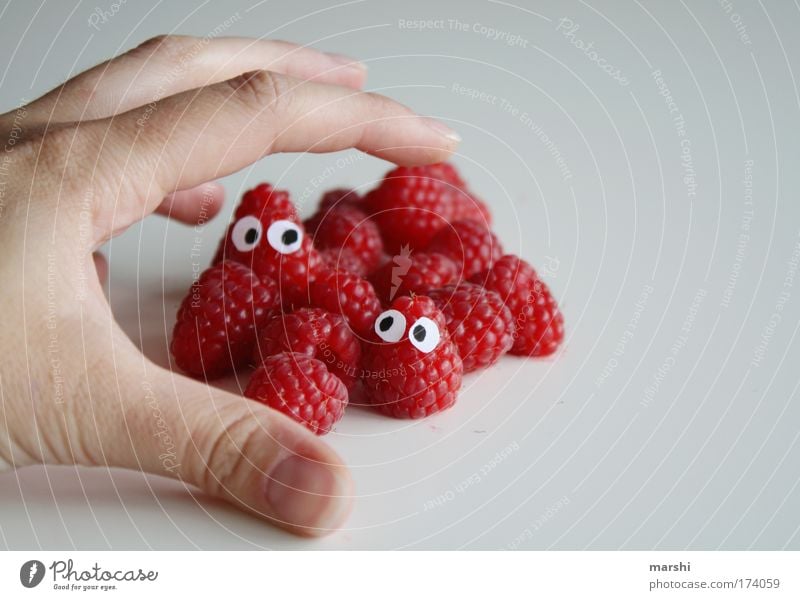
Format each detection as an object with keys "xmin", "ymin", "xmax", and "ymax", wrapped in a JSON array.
[{"xmin": 1, "ymin": 0, "xmax": 799, "ymax": 549}]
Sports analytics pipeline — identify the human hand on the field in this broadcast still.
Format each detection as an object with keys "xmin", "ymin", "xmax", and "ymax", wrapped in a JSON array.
[{"xmin": 0, "ymin": 35, "xmax": 459, "ymax": 536}]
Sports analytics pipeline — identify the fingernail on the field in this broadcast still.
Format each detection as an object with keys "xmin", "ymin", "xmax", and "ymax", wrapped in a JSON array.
[
  {"xmin": 424, "ymin": 117, "xmax": 462, "ymax": 143},
  {"xmin": 327, "ymin": 52, "xmax": 367, "ymax": 72},
  {"xmin": 266, "ymin": 454, "xmax": 352, "ymax": 532}
]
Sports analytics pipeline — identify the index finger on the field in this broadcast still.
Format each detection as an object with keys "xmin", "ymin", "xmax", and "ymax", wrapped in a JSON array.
[{"xmin": 85, "ymin": 70, "xmax": 460, "ymax": 235}]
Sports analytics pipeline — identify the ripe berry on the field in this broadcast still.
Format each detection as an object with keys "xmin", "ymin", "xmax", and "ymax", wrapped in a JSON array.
[
  {"xmin": 361, "ymin": 295, "xmax": 463, "ymax": 418},
  {"xmin": 245, "ymin": 352, "xmax": 348, "ymax": 435},
  {"xmin": 309, "ymin": 268, "xmax": 382, "ymax": 338},
  {"xmin": 471, "ymin": 254, "xmax": 564, "ymax": 356},
  {"xmin": 171, "ymin": 261, "xmax": 279, "ymax": 379},
  {"xmin": 212, "ymin": 183, "xmax": 295, "ymax": 264},
  {"xmin": 253, "ymin": 307, "xmax": 361, "ymax": 389},
  {"xmin": 426, "ymin": 219, "xmax": 503, "ymax": 279},
  {"xmin": 304, "ymin": 205, "xmax": 383, "ymax": 276},
  {"xmin": 317, "ymin": 188, "xmax": 363, "ymax": 213},
  {"xmin": 460, "ymin": 196, "xmax": 492, "ymax": 226},
  {"xmin": 364, "ymin": 163, "xmax": 488, "ymax": 254},
  {"xmin": 369, "ymin": 251, "xmax": 458, "ymax": 305},
  {"xmin": 319, "ymin": 247, "xmax": 369, "ymax": 277},
  {"xmin": 427, "ymin": 283, "xmax": 514, "ymax": 372},
  {"xmin": 435, "ymin": 163, "xmax": 492, "ymax": 225},
  {"xmin": 213, "ymin": 183, "xmax": 323, "ymax": 306}
]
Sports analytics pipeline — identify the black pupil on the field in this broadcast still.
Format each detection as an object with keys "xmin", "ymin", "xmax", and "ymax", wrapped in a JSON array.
[
  {"xmin": 281, "ymin": 229, "xmax": 299, "ymax": 246},
  {"xmin": 244, "ymin": 228, "xmax": 258, "ymax": 245},
  {"xmin": 413, "ymin": 324, "xmax": 426, "ymax": 342},
  {"xmin": 379, "ymin": 316, "xmax": 393, "ymax": 332}
]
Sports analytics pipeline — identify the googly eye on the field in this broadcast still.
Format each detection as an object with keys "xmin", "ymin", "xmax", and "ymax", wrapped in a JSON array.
[
  {"xmin": 231, "ymin": 216, "xmax": 263, "ymax": 253},
  {"xmin": 267, "ymin": 220, "xmax": 303, "ymax": 254},
  {"xmin": 408, "ymin": 317, "xmax": 440, "ymax": 353},
  {"xmin": 374, "ymin": 309, "xmax": 406, "ymax": 343}
]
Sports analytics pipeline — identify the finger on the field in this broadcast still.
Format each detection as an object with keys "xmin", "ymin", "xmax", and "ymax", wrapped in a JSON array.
[
  {"xmin": 155, "ymin": 181, "xmax": 225, "ymax": 225},
  {"xmin": 18, "ymin": 36, "xmax": 367, "ymax": 126},
  {"xmin": 107, "ymin": 368, "xmax": 353, "ymax": 536},
  {"xmin": 87, "ymin": 70, "xmax": 459, "ymax": 237},
  {"xmin": 92, "ymin": 252, "xmax": 108, "ymax": 283}
]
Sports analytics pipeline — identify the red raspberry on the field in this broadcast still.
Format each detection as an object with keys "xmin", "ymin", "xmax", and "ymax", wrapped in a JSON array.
[
  {"xmin": 369, "ymin": 251, "xmax": 458, "ymax": 305},
  {"xmin": 460, "ymin": 196, "xmax": 492, "ymax": 225},
  {"xmin": 317, "ymin": 188, "xmax": 363, "ymax": 213},
  {"xmin": 415, "ymin": 162, "xmax": 483, "ymax": 210},
  {"xmin": 212, "ymin": 183, "xmax": 295, "ymax": 264},
  {"xmin": 427, "ymin": 283, "xmax": 514, "ymax": 372},
  {"xmin": 245, "ymin": 352, "xmax": 347, "ymax": 435},
  {"xmin": 253, "ymin": 308, "xmax": 361, "ymax": 390},
  {"xmin": 425, "ymin": 219, "xmax": 503, "ymax": 279},
  {"xmin": 361, "ymin": 295, "xmax": 463, "ymax": 418},
  {"xmin": 434, "ymin": 163, "xmax": 492, "ymax": 225},
  {"xmin": 304, "ymin": 205, "xmax": 383, "ymax": 276},
  {"xmin": 171, "ymin": 261, "xmax": 279, "ymax": 379},
  {"xmin": 471, "ymin": 255, "xmax": 564, "ymax": 356},
  {"xmin": 309, "ymin": 268, "xmax": 382, "ymax": 338},
  {"xmin": 213, "ymin": 183, "xmax": 323, "ymax": 306},
  {"xmin": 319, "ymin": 247, "xmax": 368, "ymax": 277},
  {"xmin": 364, "ymin": 163, "xmax": 487, "ymax": 254}
]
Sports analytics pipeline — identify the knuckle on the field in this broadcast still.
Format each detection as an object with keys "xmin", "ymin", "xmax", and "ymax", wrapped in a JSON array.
[
  {"xmin": 139, "ymin": 33, "xmax": 171, "ymax": 48},
  {"xmin": 130, "ymin": 34, "xmax": 169, "ymax": 59},
  {"xmin": 200, "ymin": 412, "xmax": 270, "ymax": 496},
  {"xmin": 130, "ymin": 35, "xmax": 200, "ymax": 73},
  {"xmin": 227, "ymin": 70, "xmax": 288, "ymax": 114},
  {"xmin": 133, "ymin": 34, "xmax": 189, "ymax": 60}
]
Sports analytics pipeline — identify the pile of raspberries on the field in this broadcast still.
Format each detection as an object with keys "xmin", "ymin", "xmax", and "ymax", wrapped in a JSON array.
[{"xmin": 171, "ymin": 163, "xmax": 564, "ymax": 434}]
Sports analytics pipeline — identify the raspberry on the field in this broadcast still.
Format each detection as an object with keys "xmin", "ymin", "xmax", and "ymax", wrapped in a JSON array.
[
  {"xmin": 319, "ymin": 247, "xmax": 368, "ymax": 277},
  {"xmin": 304, "ymin": 205, "xmax": 383, "ymax": 276},
  {"xmin": 369, "ymin": 251, "xmax": 458, "ymax": 305},
  {"xmin": 433, "ymin": 163, "xmax": 492, "ymax": 225},
  {"xmin": 212, "ymin": 183, "xmax": 295, "ymax": 264},
  {"xmin": 361, "ymin": 295, "xmax": 463, "ymax": 418},
  {"xmin": 427, "ymin": 283, "xmax": 514, "ymax": 372},
  {"xmin": 425, "ymin": 219, "xmax": 503, "ymax": 280},
  {"xmin": 171, "ymin": 261, "xmax": 279, "ymax": 379},
  {"xmin": 245, "ymin": 352, "xmax": 347, "ymax": 435},
  {"xmin": 461, "ymin": 196, "xmax": 492, "ymax": 226},
  {"xmin": 253, "ymin": 307, "xmax": 361, "ymax": 390},
  {"xmin": 213, "ymin": 183, "xmax": 323, "ymax": 306},
  {"xmin": 309, "ymin": 268, "xmax": 382, "ymax": 338},
  {"xmin": 317, "ymin": 188, "xmax": 363, "ymax": 213},
  {"xmin": 435, "ymin": 165, "xmax": 491, "ymax": 224},
  {"xmin": 364, "ymin": 163, "xmax": 487, "ymax": 254},
  {"xmin": 471, "ymin": 254, "xmax": 564, "ymax": 356}
]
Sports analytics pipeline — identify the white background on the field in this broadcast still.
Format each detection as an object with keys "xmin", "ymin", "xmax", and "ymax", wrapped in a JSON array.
[{"xmin": 0, "ymin": 0, "xmax": 799, "ymax": 550}]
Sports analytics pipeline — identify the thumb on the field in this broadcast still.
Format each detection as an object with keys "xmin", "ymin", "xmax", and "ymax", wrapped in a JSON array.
[{"xmin": 118, "ymin": 367, "xmax": 354, "ymax": 537}]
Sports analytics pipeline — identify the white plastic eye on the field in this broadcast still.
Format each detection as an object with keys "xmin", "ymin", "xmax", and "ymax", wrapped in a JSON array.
[
  {"xmin": 408, "ymin": 317, "xmax": 440, "ymax": 353},
  {"xmin": 374, "ymin": 309, "xmax": 406, "ymax": 343},
  {"xmin": 231, "ymin": 216, "xmax": 263, "ymax": 252},
  {"xmin": 267, "ymin": 219, "xmax": 303, "ymax": 254}
]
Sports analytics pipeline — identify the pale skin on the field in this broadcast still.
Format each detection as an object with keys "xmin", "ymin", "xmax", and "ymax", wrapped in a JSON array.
[{"xmin": 0, "ymin": 35, "xmax": 459, "ymax": 536}]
